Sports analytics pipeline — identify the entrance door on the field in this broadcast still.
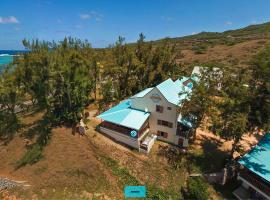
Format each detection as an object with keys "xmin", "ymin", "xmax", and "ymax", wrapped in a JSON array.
[{"xmin": 178, "ymin": 138, "xmax": 184, "ymax": 147}]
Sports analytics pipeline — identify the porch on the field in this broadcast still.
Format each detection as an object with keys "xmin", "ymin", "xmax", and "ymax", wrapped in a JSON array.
[{"xmin": 99, "ymin": 120, "xmax": 149, "ymax": 139}]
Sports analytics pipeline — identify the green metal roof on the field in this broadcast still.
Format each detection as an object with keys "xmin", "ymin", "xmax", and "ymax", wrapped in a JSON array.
[
  {"xmin": 156, "ymin": 78, "xmax": 194, "ymax": 105},
  {"xmin": 97, "ymin": 99, "xmax": 150, "ymax": 130},
  {"xmin": 238, "ymin": 133, "xmax": 270, "ymax": 183},
  {"xmin": 131, "ymin": 87, "xmax": 153, "ymax": 98}
]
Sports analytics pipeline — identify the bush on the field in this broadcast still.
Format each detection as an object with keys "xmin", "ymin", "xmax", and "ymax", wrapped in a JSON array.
[
  {"xmin": 182, "ymin": 177, "xmax": 209, "ymax": 200},
  {"xmin": 192, "ymin": 44, "xmax": 208, "ymax": 54},
  {"xmin": 146, "ymin": 185, "xmax": 178, "ymax": 200}
]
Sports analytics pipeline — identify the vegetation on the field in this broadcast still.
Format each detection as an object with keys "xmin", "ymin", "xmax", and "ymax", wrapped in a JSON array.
[
  {"xmin": 182, "ymin": 177, "xmax": 209, "ymax": 200},
  {"xmin": 101, "ymin": 156, "xmax": 178, "ymax": 199},
  {"xmin": 250, "ymin": 46, "xmax": 270, "ymax": 129},
  {"xmin": 1, "ymin": 22, "xmax": 270, "ymax": 199}
]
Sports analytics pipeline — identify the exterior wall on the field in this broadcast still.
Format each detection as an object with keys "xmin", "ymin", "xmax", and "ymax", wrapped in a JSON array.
[
  {"xmin": 130, "ymin": 88, "xmax": 178, "ymax": 144},
  {"xmin": 99, "ymin": 126, "xmax": 139, "ymax": 149},
  {"xmin": 174, "ymin": 135, "xmax": 189, "ymax": 147},
  {"xmin": 238, "ymin": 175, "xmax": 270, "ymax": 200}
]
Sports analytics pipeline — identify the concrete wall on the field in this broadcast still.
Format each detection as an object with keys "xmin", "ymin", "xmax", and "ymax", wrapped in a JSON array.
[
  {"xmin": 99, "ymin": 126, "xmax": 139, "ymax": 149},
  {"xmin": 130, "ymin": 88, "xmax": 178, "ymax": 144}
]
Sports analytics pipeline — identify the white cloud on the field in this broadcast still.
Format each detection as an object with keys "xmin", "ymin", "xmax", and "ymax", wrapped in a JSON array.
[
  {"xmin": 225, "ymin": 21, "xmax": 233, "ymax": 25},
  {"xmin": 0, "ymin": 16, "xmax": 19, "ymax": 24},
  {"xmin": 191, "ymin": 32, "xmax": 197, "ymax": 35},
  {"xmin": 79, "ymin": 11, "xmax": 103, "ymax": 21}
]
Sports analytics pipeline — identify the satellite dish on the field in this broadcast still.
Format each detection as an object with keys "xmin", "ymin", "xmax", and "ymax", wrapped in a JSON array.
[{"xmin": 145, "ymin": 108, "xmax": 148, "ymax": 112}]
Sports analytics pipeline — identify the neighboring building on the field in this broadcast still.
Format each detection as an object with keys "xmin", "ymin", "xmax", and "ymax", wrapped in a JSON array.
[
  {"xmin": 192, "ymin": 66, "xmax": 222, "ymax": 91},
  {"xmin": 234, "ymin": 133, "xmax": 270, "ymax": 200},
  {"xmin": 97, "ymin": 72, "xmax": 198, "ymax": 153}
]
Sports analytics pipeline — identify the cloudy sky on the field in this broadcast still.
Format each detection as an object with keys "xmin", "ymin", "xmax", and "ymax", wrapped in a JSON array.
[{"xmin": 0, "ymin": 0, "xmax": 270, "ymax": 49}]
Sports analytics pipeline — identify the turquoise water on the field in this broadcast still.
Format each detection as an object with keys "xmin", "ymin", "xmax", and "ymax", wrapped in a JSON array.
[{"xmin": 0, "ymin": 55, "xmax": 13, "ymax": 71}]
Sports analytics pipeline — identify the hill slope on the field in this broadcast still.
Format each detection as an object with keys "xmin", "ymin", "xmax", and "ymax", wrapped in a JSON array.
[{"xmin": 150, "ymin": 22, "xmax": 270, "ymax": 68}]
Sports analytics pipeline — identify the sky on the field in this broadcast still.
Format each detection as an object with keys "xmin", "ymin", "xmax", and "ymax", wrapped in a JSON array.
[{"xmin": 0, "ymin": 0, "xmax": 270, "ymax": 50}]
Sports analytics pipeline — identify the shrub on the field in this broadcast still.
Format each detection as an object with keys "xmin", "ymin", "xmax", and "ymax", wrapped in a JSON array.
[
  {"xmin": 183, "ymin": 177, "xmax": 209, "ymax": 200},
  {"xmin": 192, "ymin": 44, "xmax": 208, "ymax": 54}
]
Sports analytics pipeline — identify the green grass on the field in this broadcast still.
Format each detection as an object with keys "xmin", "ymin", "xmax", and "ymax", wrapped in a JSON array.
[
  {"xmin": 101, "ymin": 156, "xmax": 140, "ymax": 186},
  {"xmin": 101, "ymin": 156, "xmax": 179, "ymax": 199}
]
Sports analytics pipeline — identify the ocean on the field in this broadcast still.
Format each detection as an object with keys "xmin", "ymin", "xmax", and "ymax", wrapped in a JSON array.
[{"xmin": 0, "ymin": 50, "xmax": 28, "ymax": 72}]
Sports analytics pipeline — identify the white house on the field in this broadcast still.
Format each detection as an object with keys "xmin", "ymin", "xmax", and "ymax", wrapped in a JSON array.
[{"xmin": 97, "ymin": 71, "xmax": 198, "ymax": 153}]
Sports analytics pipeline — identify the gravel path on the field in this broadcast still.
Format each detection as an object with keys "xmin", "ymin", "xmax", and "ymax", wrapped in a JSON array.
[{"xmin": 0, "ymin": 178, "xmax": 30, "ymax": 189}]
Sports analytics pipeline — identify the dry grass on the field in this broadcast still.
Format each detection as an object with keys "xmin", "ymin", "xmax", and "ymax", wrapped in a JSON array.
[
  {"xmin": 0, "ymin": 112, "xmax": 185, "ymax": 199},
  {"xmin": 177, "ymin": 39, "xmax": 270, "ymax": 68}
]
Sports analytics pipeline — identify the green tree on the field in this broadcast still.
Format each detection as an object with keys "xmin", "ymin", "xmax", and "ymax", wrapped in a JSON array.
[{"xmin": 250, "ymin": 46, "xmax": 270, "ymax": 129}]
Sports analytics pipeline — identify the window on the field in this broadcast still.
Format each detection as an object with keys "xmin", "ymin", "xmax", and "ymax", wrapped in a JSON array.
[
  {"xmin": 167, "ymin": 107, "xmax": 172, "ymax": 110},
  {"xmin": 157, "ymin": 119, "xmax": 173, "ymax": 128},
  {"xmin": 157, "ymin": 131, "xmax": 168, "ymax": 138},
  {"xmin": 156, "ymin": 105, "xmax": 163, "ymax": 113}
]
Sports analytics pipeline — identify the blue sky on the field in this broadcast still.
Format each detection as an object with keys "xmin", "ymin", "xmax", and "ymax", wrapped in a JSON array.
[{"xmin": 0, "ymin": 0, "xmax": 270, "ymax": 49}]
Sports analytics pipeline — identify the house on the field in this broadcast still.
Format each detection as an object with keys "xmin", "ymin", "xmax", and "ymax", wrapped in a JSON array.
[
  {"xmin": 233, "ymin": 133, "xmax": 270, "ymax": 200},
  {"xmin": 97, "ymin": 72, "xmax": 198, "ymax": 153}
]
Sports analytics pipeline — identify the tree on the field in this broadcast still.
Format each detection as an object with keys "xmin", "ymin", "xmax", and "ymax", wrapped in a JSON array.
[
  {"xmin": 212, "ymin": 68, "xmax": 251, "ymax": 157},
  {"xmin": 0, "ymin": 67, "xmax": 22, "ymax": 139},
  {"xmin": 180, "ymin": 66, "xmax": 221, "ymax": 138},
  {"xmin": 250, "ymin": 46, "xmax": 270, "ymax": 129},
  {"xmin": 15, "ymin": 38, "xmax": 97, "ymax": 125}
]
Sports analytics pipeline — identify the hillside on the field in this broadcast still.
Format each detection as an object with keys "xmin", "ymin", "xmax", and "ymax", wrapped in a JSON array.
[
  {"xmin": 149, "ymin": 22, "xmax": 270, "ymax": 68},
  {"xmin": 1, "ymin": 22, "xmax": 270, "ymax": 200}
]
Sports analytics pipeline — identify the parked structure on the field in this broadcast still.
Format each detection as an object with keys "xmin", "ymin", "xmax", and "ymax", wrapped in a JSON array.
[
  {"xmin": 97, "ymin": 71, "xmax": 198, "ymax": 153},
  {"xmin": 234, "ymin": 133, "xmax": 270, "ymax": 200}
]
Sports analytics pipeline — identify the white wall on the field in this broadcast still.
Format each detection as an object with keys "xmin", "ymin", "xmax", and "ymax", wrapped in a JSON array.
[
  {"xmin": 130, "ymin": 88, "xmax": 178, "ymax": 144},
  {"xmin": 99, "ymin": 126, "xmax": 139, "ymax": 149}
]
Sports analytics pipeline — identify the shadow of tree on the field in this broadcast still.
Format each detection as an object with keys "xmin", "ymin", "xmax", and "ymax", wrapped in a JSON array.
[
  {"xmin": 157, "ymin": 144, "xmax": 186, "ymax": 170},
  {"xmin": 0, "ymin": 113, "xmax": 21, "ymax": 144},
  {"xmin": 186, "ymin": 135, "xmax": 230, "ymax": 173},
  {"xmin": 15, "ymin": 117, "xmax": 52, "ymax": 169}
]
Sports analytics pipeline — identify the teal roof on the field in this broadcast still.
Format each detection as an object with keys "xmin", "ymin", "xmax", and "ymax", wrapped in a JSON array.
[
  {"xmin": 238, "ymin": 133, "xmax": 270, "ymax": 183},
  {"xmin": 97, "ymin": 100, "xmax": 150, "ymax": 130},
  {"xmin": 156, "ymin": 78, "xmax": 193, "ymax": 105},
  {"xmin": 131, "ymin": 87, "xmax": 153, "ymax": 98}
]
